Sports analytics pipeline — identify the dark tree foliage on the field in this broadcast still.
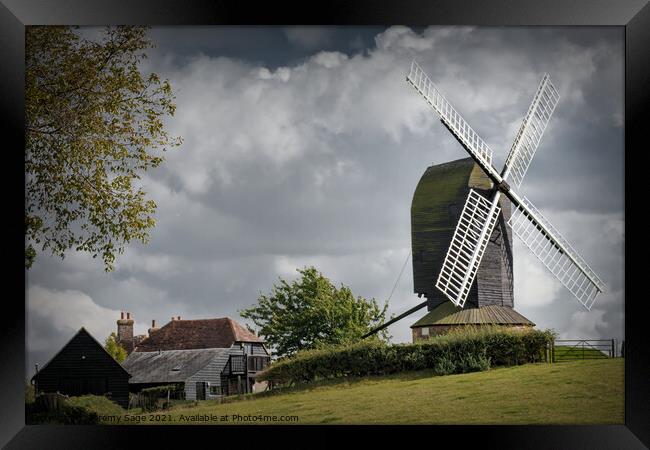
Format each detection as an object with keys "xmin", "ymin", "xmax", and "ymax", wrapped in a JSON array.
[{"xmin": 25, "ymin": 26, "xmax": 182, "ymax": 270}]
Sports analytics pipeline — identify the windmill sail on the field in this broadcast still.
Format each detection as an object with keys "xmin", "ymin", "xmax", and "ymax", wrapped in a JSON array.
[
  {"xmin": 404, "ymin": 59, "xmax": 606, "ymax": 318},
  {"xmin": 508, "ymin": 195, "xmax": 606, "ymax": 310},
  {"xmin": 502, "ymin": 74, "xmax": 560, "ymax": 187},
  {"xmin": 406, "ymin": 60, "xmax": 493, "ymax": 171},
  {"xmin": 436, "ymin": 189, "xmax": 501, "ymax": 307}
]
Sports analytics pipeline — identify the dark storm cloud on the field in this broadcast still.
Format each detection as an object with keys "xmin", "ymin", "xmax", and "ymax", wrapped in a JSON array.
[
  {"xmin": 145, "ymin": 26, "xmax": 385, "ymax": 69},
  {"xmin": 27, "ymin": 26, "xmax": 624, "ymax": 375}
]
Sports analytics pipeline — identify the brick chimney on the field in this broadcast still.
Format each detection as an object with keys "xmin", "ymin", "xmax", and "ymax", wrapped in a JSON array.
[
  {"xmin": 117, "ymin": 311, "xmax": 135, "ymax": 354},
  {"xmin": 148, "ymin": 319, "xmax": 159, "ymax": 337}
]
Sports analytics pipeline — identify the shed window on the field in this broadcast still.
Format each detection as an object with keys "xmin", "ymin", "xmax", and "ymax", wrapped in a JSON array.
[
  {"xmin": 209, "ymin": 385, "xmax": 221, "ymax": 396},
  {"xmin": 421, "ymin": 327, "xmax": 430, "ymax": 336}
]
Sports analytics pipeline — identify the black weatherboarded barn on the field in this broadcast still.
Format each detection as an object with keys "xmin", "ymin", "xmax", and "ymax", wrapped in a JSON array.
[{"xmin": 31, "ymin": 328, "xmax": 131, "ymax": 408}]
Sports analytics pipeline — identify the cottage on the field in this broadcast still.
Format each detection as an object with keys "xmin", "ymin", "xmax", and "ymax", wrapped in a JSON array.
[
  {"xmin": 31, "ymin": 328, "xmax": 131, "ymax": 408},
  {"xmin": 121, "ymin": 316, "xmax": 270, "ymax": 400}
]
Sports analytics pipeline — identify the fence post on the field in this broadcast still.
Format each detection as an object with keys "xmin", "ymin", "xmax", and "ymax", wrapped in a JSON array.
[
  {"xmin": 611, "ymin": 339, "xmax": 615, "ymax": 358},
  {"xmin": 551, "ymin": 340, "xmax": 555, "ymax": 363}
]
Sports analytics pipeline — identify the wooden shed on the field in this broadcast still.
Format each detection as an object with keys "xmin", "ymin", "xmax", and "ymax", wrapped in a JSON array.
[{"xmin": 31, "ymin": 328, "xmax": 131, "ymax": 408}]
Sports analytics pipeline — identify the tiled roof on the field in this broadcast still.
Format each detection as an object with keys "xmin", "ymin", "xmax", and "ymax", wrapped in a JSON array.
[
  {"xmin": 134, "ymin": 317, "xmax": 262, "ymax": 352},
  {"xmin": 410, "ymin": 302, "xmax": 535, "ymax": 327},
  {"xmin": 123, "ymin": 348, "xmax": 228, "ymax": 384}
]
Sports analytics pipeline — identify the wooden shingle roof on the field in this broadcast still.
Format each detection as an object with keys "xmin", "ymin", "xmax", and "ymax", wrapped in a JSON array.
[
  {"xmin": 410, "ymin": 302, "xmax": 535, "ymax": 327},
  {"xmin": 134, "ymin": 317, "xmax": 262, "ymax": 352}
]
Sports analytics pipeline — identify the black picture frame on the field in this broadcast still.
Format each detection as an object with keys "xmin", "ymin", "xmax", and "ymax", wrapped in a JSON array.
[{"xmin": 1, "ymin": 1, "xmax": 647, "ymax": 448}]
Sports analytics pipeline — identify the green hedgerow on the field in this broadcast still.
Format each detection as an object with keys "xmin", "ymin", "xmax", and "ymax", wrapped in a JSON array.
[{"xmin": 257, "ymin": 326, "xmax": 554, "ymax": 386}]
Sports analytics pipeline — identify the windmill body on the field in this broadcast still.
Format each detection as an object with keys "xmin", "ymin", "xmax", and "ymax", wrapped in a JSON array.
[
  {"xmin": 411, "ymin": 158, "xmax": 514, "ymax": 311},
  {"xmin": 410, "ymin": 158, "xmax": 535, "ymax": 341}
]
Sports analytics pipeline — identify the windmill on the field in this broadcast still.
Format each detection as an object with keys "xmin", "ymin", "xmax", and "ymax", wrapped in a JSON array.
[{"xmin": 363, "ymin": 60, "xmax": 606, "ymax": 339}]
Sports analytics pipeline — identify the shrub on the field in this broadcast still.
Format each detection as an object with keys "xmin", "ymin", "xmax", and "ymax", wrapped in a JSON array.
[
  {"xmin": 132, "ymin": 384, "xmax": 184, "ymax": 411},
  {"xmin": 66, "ymin": 394, "xmax": 126, "ymax": 416},
  {"xmin": 25, "ymin": 383, "xmax": 35, "ymax": 404},
  {"xmin": 26, "ymin": 395, "xmax": 99, "ymax": 425},
  {"xmin": 432, "ymin": 355, "xmax": 456, "ymax": 376},
  {"xmin": 257, "ymin": 327, "xmax": 554, "ymax": 386}
]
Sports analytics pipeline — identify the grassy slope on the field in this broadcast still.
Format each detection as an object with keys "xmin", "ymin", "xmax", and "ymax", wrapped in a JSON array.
[
  {"xmin": 133, "ymin": 359, "xmax": 623, "ymax": 425},
  {"xmin": 66, "ymin": 395, "xmax": 126, "ymax": 416}
]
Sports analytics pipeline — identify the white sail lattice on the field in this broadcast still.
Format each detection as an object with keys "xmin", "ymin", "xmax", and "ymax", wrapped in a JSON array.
[
  {"xmin": 508, "ymin": 196, "xmax": 606, "ymax": 310},
  {"xmin": 407, "ymin": 60, "xmax": 493, "ymax": 170},
  {"xmin": 504, "ymin": 74, "xmax": 561, "ymax": 187},
  {"xmin": 436, "ymin": 189, "xmax": 501, "ymax": 307}
]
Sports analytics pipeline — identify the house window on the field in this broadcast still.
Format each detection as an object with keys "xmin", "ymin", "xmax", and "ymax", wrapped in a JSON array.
[
  {"xmin": 209, "ymin": 384, "xmax": 221, "ymax": 396},
  {"xmin": 421, "ymin": 327, "xmax": 430, "ymax": 336},
  {"xmin": 241, "ymin": 343, "xmax": 253, "ymax": 354},
  {"xmin": 248, "ymin": 356, "xmax": 270, "ymax": 372}
]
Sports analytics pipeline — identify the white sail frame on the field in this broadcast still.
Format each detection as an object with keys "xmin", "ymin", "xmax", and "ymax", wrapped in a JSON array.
[
  {"xmin": 436, "ymin": 189, "xmax": 501, "ymax": 307},
  {"xmin": 508, "ymin": 196, "xmax": 606, "ymax": 310},
  {"xmin": 503, "ymin": 74, "xmax": 560, "ymax": 187},
  {"xmin": 407, "ymin": 60, "xmax": 493, "ymax": 171}
]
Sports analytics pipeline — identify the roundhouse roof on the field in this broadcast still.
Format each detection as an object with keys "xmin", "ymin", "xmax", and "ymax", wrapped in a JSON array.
[{"xmin": 410, "ymin": 302, "xmax": 535, "ymax": 327}]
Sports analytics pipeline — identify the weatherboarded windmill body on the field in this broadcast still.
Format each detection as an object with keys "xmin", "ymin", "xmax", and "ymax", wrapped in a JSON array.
[{"xmin": 364, "ymin": 60, "xmax": 606, "ymax": 340}]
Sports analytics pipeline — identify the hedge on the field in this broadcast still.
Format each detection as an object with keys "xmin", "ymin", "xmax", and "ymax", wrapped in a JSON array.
[
  {"xmin": 256, "ymin": 326, "xmax": 555, "ymax": 385},
  {"xmin": 26, "ymin": 394, "xmax": 99, "ymax": 425}
]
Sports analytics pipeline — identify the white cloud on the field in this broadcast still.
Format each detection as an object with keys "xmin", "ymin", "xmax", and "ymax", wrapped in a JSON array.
[
  {"xmin": 379, "ymin": 26, "xmax": 432, "ymax": 51},
  {"xmin": 27, "ymin": 286, "xmax": 148, "ymax": 354},
  {"xmin": 562, "ymin": 308, "xmax": 607, "ymax": 339},
  {"xmin": 514, "ymin": 245, "xmax": 563, "ymax": 308},
  {"xmin": 311, "ymin": 51, "xmax": 349, "ymax": 69}
]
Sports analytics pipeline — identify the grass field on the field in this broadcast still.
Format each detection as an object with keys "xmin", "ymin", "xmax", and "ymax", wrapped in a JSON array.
[{"xmin": 103, "ymin": 358, "xmax": 623, "ymax": 425}]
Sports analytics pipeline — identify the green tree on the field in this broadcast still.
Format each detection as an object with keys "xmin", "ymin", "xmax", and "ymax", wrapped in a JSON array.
[
  {"xmin": 240, "ymin": 266, "xmax": 389, "ymax": 358},
  {"xmin": 25, "ymin": 26, "xmax": 182, "ymax": 271},
  {"xmin": 104, "ymin": 332, "xmax": 128, "ymax": 363}
]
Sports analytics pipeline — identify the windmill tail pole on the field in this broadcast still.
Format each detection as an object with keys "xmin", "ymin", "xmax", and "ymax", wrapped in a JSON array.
[{"xmin": 362, "ymin": 300, "xmax": 428, "ymax": 339}]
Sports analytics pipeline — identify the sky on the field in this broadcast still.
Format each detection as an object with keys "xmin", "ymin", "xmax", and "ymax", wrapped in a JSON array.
[{"xmin": 25, "ymin": 26, "xmax": 624, "ymax": 377}]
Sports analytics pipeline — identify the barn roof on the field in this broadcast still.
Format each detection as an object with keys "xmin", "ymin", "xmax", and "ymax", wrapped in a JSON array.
[
  {"xmin": 122, "ymin": 348, "xmax": 228, "ymax": 384},
  {"xmin": 410, "ymin": 302, "xmax": 535, "ymax": 327},
  {"xmin": 31, "ymin": 327, "xmax": 131, "ymax": 381},
  {"xmin": 134, "ymin": 317, "xmax": 262, "ymax": 352}
]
